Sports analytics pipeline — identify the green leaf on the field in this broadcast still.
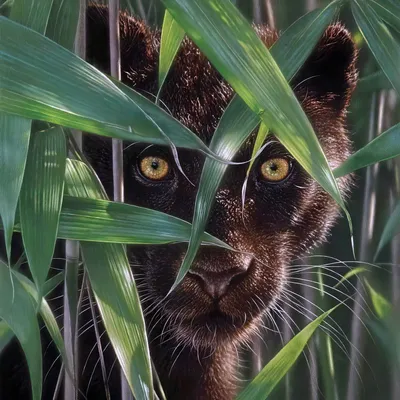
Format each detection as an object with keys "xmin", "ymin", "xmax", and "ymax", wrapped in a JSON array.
[
  {"xmin": 0, "ymin": 261, "xmax": 42, "ymax": 400},
  {"xmin": 0, "ymin": 114, "xmax": 31, "ymax": 261},
  {"xmin": 370, "ymin": 0, "xmax": 400, "ymax": 33},
  {"xmin": 356, "ymin": 70, "xmax": 392, "ymax": 93},
  {"xmin": 169, "ymin": 0, "xmax": 344, "ymax": 290},
  {"xmin": 157, "ymin": 10, "xmax": 185, "ymax": 100},
  {"xmin": 65, "ymin": 158, "xmax": 153, "ymax": 400},
  {"xmin": 0, "ymin": 271, "xmax": 64, "ymax": 353},
  {"xmin": 46, "ymin": 0, "xmax": 79, "ymax": 50},
  {"xmin": 365, "ymin": 279, "xmax": 392, "ymax": 319},
  {"xmin": 14, "ymin": 271, "xmax": 66, "ymax": 367},
  {"xmin": 334, "ymin": 122, "xmax": 400, "ymax": 177},
  {"xmin": 0, "ymin": 320, "xmax": 14, "ymax": 353},
  {"xmin": 352, "ymin": 0, "xmax": 400, "ymax": 96},
  {"xmin": 163, "ymin": 0, "xmax": 346, "ymax": 218},
  {"xmin": 19, "ymin": 126, "xmax": 66, "ymax": 295},
  {"xmin": 9, "ymin": 0, "xmax": 53, "ymax": 33},
  {"xmin": 237, "ymin": 306, "xmax": 338, "ymax": 400},
  {"xmin": 374, "ymin": 200, "xmax": 400, "ymax": 259},
  {"xmin": 58, "ymin": 195, "xmax": 229, "ymax": 247},
  {"xmin": 0, "ymin": 17, "xmax": 224, "ymax": 160}
]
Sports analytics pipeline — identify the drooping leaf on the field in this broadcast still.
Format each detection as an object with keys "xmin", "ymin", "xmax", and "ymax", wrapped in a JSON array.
[
  {"xmin": 0, "ymin": 114, "xmax": 31, "ymax": 261},
  {"xmin": 0, "ymin": 17, "xmax": 225, "ymax": 160},
  {"xmin": 157, "ymin": 10, "xmax": 185, "ymax": 100},
  {"xmin": 19, "ymin": 126, "xmax": 66, "ymax": 295},
  {"xmin": 46, "ymin": 0, "xmax": 80, "ymax": 50},
  {"xmin": 65, "ymin": 158, "xmax": 153, "ymax": 400},
  {"xmin": 237, "ymin": 306, "xmax": 338, "ymax": 400},
  {"xmin": 334, "ymin": 122, "xmax": 400, "ymax": 177},
  {"xmin": 169, "ymin": 0, "xmax": 345, "ymax": 290},
  {"xmin": 162, "ymin": 0, "xmax": 346, "ymax": 216},
  {"xmin": 374, "ymin": 200, "xmax": 400, "ymax": 259},
  {"xmin": 352, "ymin": 0, "xmax": 400, "ymax": 96},
  {"xmin": 0, "ymin": 261, "xmax": 42, "ymax": 400}
]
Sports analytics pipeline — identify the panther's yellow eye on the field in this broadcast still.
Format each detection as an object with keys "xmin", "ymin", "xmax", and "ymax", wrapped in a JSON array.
[
  {"xmin": 139, "ymin": 156, "xmax": 169, "ymax": 180},
  {"xmin": 260, "ymin": 158, "xmax": 291, "ymax": 182}
]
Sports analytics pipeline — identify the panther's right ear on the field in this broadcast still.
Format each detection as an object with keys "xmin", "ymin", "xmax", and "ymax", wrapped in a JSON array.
[
  {"xmin": 86, "ymin": 4, "xmax": 158, "ymax": 89},
  {"xmin": 292, "ymin": 24, "xmax": 358, "ymax": 114}
]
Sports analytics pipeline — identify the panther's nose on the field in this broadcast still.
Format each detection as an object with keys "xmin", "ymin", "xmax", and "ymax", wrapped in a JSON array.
[{"xmin": 188, "ymin": 266, "xmax": 249, "ymax": 300}]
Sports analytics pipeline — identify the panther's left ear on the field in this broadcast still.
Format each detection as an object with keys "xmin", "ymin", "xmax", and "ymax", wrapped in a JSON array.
[{"xmin": 292, "ymin": 24, "xmax": 358, "ymax": 113}]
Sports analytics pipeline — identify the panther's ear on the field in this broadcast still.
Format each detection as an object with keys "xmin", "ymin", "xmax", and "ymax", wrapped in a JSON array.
[{"xmin": 292, "ymin": 24, "xmax": 358, "ymax": 113}]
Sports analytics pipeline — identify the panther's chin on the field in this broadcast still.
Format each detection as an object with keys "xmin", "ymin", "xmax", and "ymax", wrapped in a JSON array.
[{"xmin": 168, "ymin": 308, "xmax": 263, "ymax": 349}]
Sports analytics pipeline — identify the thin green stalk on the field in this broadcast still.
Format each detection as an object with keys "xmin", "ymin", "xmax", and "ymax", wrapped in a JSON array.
[{"xmin": 347, "ymin": 91, "xmax": 385, "ymax": 400}]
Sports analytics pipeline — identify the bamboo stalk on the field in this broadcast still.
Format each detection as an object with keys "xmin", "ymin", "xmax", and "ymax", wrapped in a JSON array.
[
  {"xmin": 108, "ymin": 1, "xmax": 132, "ymax": 399},
  {"xmin": 346, "ymin": 91, "xmax": 384, "ymax": 400},
  {"xmin": 253, "ymin": 0, "xmax": 263, "ymax": 24},
  {"xmin": 63, "ymin": 2, "xmax": 86, "ymax": 398}
]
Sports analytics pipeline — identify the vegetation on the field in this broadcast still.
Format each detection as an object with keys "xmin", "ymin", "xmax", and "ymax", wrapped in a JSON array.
[{"xmin": 0, "ymin": 0, "xmax": 399, "ymax": 399}]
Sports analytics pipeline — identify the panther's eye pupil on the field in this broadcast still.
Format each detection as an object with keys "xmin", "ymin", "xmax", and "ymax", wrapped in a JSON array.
[
  {"xmin": 151, "ymin": 161, "xmax": 159, "ymax": 170},
  {"xmin": 270, "ymin": 163, "xmax": 278, "ymax": 172}
]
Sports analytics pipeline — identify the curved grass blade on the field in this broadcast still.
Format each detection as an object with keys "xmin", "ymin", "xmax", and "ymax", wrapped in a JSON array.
[
  {"xmin": 46, "ymin": 0, "xmax": 79, "ymax": 50},
  {"xmin": 65, "ymin": 158, "xmax": 153, "ymax": 400},
  {"xmin": 370, "ymin": 0, "xmax": 400, "ymax": 33},
  {"xmin": 0, "ymin": 114, "xmax": 30, "ymax": 262},
  {"xmin": 0, "ymin": 17, "xmax": 223, "ymax": 160},
  {"xmin": 237, "ymin": 306, "xmax": 339, "ymax": 400},
  {"xmin": 352, "ymin": 0, "xmax": 400, "ymax": 96},
  {"xmin": 0, "ymin": 261, "xmax": 42, "ymax": 400},
  {"xmin": 157, "ymin": 10, "xmax": 185, "ymax": 101},
  {"xmin": 334, "ymin": 122, "xmax": 400, "ymax": 177},
  {"xmin": 163, "ymin": 0, "xmax": 346, "ymax": 214},
  {"xmin": 374, "ymin": 201, "xmax": 400, "ymax": 260},
  {"xmin": 334, "ymin": 266, "xmax": 367, "ymax": 288},
  {"xmin": 19, "ymin": 126, "xmax": 66, "ymax": 296},
  {"xmin": 169, "ymin": 0, "xmax": 345, "ymax": 291}
]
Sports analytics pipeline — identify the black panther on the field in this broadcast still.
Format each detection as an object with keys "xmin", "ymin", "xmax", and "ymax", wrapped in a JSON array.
[{"xmin": 0, "ymin": 4, "xmax": 357, "ymax": 399}]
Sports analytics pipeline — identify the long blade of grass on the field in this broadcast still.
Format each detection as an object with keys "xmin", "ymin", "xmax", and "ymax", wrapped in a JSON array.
[
  {"xmin": 375, "ymin": 201, "xmax": 400, "ymax": 259},
  {"xmin": 59, "ymin": 195, "xmax": 229, "ymax": 247},
  {"xmin": 0, "ymin": 320, "xmax": 14, "ymax": 353},
  {"xmin": 65, "ymin": 159, "xmax": 153, "ymax": 400},
  {"xmin": 352, "ymin": 0, "xmax": 400, "ymax": 96},
  {"xmin": 334, "ymin": 122, "xmax": 400, "ymax": 177},
  {"xmin": 169, "ymin": 0, "xmax": 344, "ymax": 290},
  {"xmin": 0, "ymin": 261, "xmax": 42, "ymax": 400},
  {"xmin": 162, "ymin": 0, "xmax": 346, "ymax": 211},
  {"xmin": 0, "ymin": 17, "xmax": 223, "ymax": 159},
  {"xmin": 370, "ymin": 0, "xmax": 400, "ymax": 33},
  {"xmin": 157, "ymin": 10, "xmax": 185, "ymax": 101},
  {"xmin": 0, "ymin": 0, "xmax": 57, "ymax": 263},
  {"xmin": 236, "ymin": 306, "xmax": 339, "ymax": 400},
  {"xmin": 9, "ymin": 0, "xmax": 53, "ymax": 31},
  {"xmin": 0, "ymin": 114, "xmax": 30, "ymax": 261},
  {"xmin": 19, "ymin": 126, "xmax": 66, "ymax": 296},
  {"xmin": 45, "ymin": 0, "xmax": 80, "ymax": 50}
]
